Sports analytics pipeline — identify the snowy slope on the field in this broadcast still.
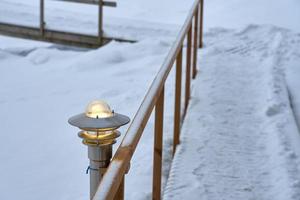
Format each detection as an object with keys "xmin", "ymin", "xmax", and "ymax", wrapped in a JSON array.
[
  {"xmin": 0, "ymin": 38, "xmax": 179, "ymax": 200},
  {"xmin": 164, "ymin": 25, "xmax": 300, "ymax": 200}
]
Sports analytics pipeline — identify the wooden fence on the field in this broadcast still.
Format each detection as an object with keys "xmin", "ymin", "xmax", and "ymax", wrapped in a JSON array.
[
  {"xmin": 0, "ymin": 0, "xmax": 132, "ymax": 48},
  {"xmin": 92, "ymin": 0, "xmax": 204, "ymax": 199}
]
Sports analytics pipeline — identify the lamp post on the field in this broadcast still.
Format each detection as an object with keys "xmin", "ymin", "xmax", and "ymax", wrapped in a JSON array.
[{"xmin": 68, "ymin": 100, "xmax": 130, "ymax": 199}]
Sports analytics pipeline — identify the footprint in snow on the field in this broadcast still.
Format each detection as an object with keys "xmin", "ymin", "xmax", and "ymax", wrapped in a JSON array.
[{"xmin": 265, "ymin": 104, "xmax": 284, "ymax": 117}]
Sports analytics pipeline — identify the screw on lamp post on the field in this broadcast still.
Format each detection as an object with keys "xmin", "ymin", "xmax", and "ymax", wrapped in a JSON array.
[{"xmin": 68, "ymin": 100, "xmax": 130, "ymax": 199}]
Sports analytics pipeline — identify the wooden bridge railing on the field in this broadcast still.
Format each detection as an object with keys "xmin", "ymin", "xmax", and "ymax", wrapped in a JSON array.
[
  {"xmin": 92, "ymin": 0, "xmax": 204, "ymax": 199},
  {"xmin": 39, "ymin": 0, "xmax": 116, "ymax": 44},
  {"xmin": 0, "ymin": 0, "xmax": 128, "ymax": 48}
]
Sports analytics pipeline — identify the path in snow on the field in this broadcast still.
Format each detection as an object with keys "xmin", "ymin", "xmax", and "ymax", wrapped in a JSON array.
[{"xmin": 164, "ymin": 25, "xmax": 300, "ymax": 200}]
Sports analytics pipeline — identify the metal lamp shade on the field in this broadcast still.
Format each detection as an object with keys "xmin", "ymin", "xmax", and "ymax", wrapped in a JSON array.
[{"xmin": 68, "ymin": 112, "xmax": 130, "ymax": 131}]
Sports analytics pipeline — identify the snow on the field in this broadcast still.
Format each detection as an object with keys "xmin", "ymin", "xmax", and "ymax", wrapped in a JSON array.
[
  {"xmin": 0, "ymin": 38, "xmax": 176, "ymax": 200},
  {"xmin": 204, "ymin": 0, "xmax": 300, "ymax": 33},
  {"xmin": 0, "ymin": 0, "xmax": 300, "ymax": 199},
  {"xmin": 203, "ymin": 0, "xmax": 300, "ymax": 130},
  {"xmin": 164, "ymin": 25, "xmax": 300, "ymax": 200}
]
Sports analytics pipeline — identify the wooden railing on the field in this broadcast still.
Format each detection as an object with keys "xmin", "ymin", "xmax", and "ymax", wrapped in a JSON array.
[
  {"xmin": 93, "ymin": 0, "xmax": 204, "ymax": 199},
  {"xmin": 0, "ymin": 0, "xmax": 132, "ymax": 48},
  {"xmin": 39, "ymin": 0, "xmax": 116, "ymax": 44}
]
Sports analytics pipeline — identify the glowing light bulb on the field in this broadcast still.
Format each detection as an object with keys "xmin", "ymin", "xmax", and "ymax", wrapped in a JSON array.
[{"xmin": 85, "ymin": 100, "xmax": 113, "ymax": 119}]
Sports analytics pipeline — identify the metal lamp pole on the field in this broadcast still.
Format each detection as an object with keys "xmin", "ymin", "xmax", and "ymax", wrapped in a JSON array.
[{"xmin": 68, "ymin": 100, "xmax": 130, "ymax": 199}]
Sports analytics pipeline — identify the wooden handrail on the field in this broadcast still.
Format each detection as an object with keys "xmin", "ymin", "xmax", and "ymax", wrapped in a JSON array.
[
  {"xmin": 38, "ymin": 0, "xmax": 117, "ymax": 46},
  {"xmin": 92, "ymin": 0, "xmax": 204, "ymax": 199},
  {"xmin": 54, "ymin": 0, "xmax": 117, "ymax": 7}
]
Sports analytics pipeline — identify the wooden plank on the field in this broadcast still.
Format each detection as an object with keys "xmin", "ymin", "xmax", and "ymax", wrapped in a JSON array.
[
  {"xmin": 153, "ymin": 87, "xmax": 164, "ymax": 200},
  {"xmin": 0, "ymin": 22, "xmax": 102, "ymax": 47},
  {"xmin": 40, "ymin": 0, "xmax": 45, "ymax": 35},
  {"xmin": 184, "ymin": 26, "xmax": 192, "ymax": 119},
  {"xmin": 0, "ymin": 23, "xmax": 134, "ymax": 48},
  {"xmin": 192, "ymin": 7, "xmax": 199, "ymax": 79},
  {"xmin": 113, "ymin": 178, "xmax": 124, "ymax": 200},
  {"xmin": 54, "ymin": 0, "xmax": 117, "ymax": 7},
  {"xmin": 199, "ymin": 0, "xmax": 204, "ymax": 48},
  {"xmin": 173, "ymin": 47, "xmax": 182, "ymax": 155},
  {"xmin": 98, "ymin": 0, "xmax": 103, "ymax": 44}
]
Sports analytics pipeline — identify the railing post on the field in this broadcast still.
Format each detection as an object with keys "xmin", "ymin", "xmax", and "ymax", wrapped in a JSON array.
[
  {"xmin": 98, "ymin": 0, "xmax": 103, "ymax": 45},
  {"xmin": 199, "ymin": 0, "xmax": 204, "ymax": 48},
  {"xmin": 192, "ymin": 6, "xmax": 199, "ymax": 79},
  {"xmin": 173, "ymin": 47, "xmax": 183, "ymax": 155},
  {"xmin": 184, "ymin": 26, "xmax": 192, "ymax": 118},
  {"xmin": 40, "ymin": 0, "xmax": 45, "ymax": 35},
  {"xmin": 152, "ymin": 87, "xmax": 164, "ymax": 200}
]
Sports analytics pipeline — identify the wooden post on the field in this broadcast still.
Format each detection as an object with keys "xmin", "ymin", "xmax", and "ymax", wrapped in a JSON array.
[
  {"xmin": 199, "ymin": 0, "xmax": 204, "ymax": 48},
  {"xmin": 98, "ymin": 0, "xmax": 103, "ymax": 45},
  {"xmin": 192, "ymin": 7, "xmax": 199, "ymax": 79},
  {"xmin": 184, "ymin": 27, "xmax": 192, "ymax": 118},
  {"xmin": 152, "ymin": 87, "xmax": 164, "ymax": 200},
  {"xmin": 40, "ymin": 0, "xmax": 45, "ymax": 35},
  {"xmin": 113, "ymin": 177, "xmax": 124, "ymax": 200},
  {"xmin": 173, "ymin": 47, "xmax": 182, "ymax": 155}
]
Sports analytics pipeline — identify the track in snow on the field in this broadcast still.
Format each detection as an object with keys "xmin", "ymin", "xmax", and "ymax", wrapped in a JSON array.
[{"xmin": 164, "ymin": 25, "xmax": 300, "ymax": 200}]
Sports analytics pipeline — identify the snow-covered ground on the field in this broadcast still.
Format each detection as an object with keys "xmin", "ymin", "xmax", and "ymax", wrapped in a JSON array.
[
  {"xmin": 164, "ymin": 25, "xmax": 300, "ymax": 200},
  {"xmin": 203, "ymin": 0, "xmax": 300, "ymax": 130},
  {"xmin": 0, "ymin": 0, "xmax": 300, "ymax": 199},
  {"xmin": 0, "ymin": 36, "xmax": 183, "ymax": 199},
  {"xmin": 163, "ymin": 1, "xmax": 300, "ymax": 199}
]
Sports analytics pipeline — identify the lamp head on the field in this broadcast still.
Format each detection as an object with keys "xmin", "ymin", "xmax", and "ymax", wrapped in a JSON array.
[
  {"xmin": 68, "ymin": 100, "xmax": 130, "ymax": 146},
  {"xmin": 68, "ymin": 100, "xmax": 130, "ymax": 131}
]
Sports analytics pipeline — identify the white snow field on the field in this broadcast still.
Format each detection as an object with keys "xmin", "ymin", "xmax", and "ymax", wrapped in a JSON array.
[
  {"xmin": 0, "ymin": 0, "xmax": 300, "ymax": 200},
  {"xmin": 0, "ymin": 39, "xmax": 173, "ymax": 200},
  {"xmin": 164, "ymin": 25, "xmax": 300, "ymax": 200}
]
